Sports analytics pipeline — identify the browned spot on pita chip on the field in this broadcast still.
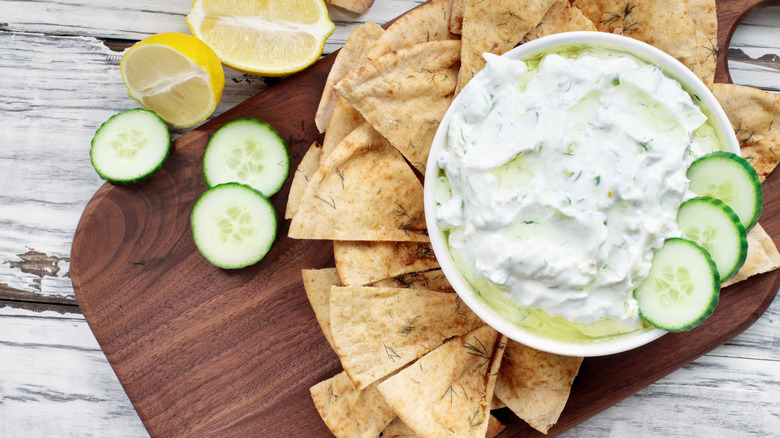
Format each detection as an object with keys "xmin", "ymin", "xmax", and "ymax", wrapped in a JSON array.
[
  {"xmin": 723, "ymin": 223, "xmax": 780, "ymax": 287},
  {"xmin": 377, "ymin": 326, "xmax": 503, "ymax": 438},
  {"xmin": 285, "ymin": 142, "xmax": 323, "ymax": 220},
  {"xmin": 289, "ymin": 123, "xmax": 428, "ymax": 241},
  {"xmin": 334, "ymin": 241, "xmax": 440, "ymax": 286},
  {"xmin": 316, "ymin": 22, "xmax": 384, "ymax": 133},
  {"xmin": 310, "ymin": 371, "xmax": 395, "ymax": 438},
  {"xmin": 337, "ymin": 40, "xmax": 461, "ymax": 174},
  {"xmin": 522, "ymin": 0, "xmax": 597, "ymax": 43},
  {"xmin": 368, "ymin": 0, "xmax": 458, "ymax": 60},
  {"xmin": 450, "ymin": 0, "xmax": 465, "ymax": 35},
  {"xmin": 495, "ymin": 340, "xmax": 583, "ymax": 434},
  {"xmin": 330, "ymin": 286, "xmax": 484, "ymax": 389},
  {"xmin": 711, "ymin": 83, "xmax": 780, "ymax": 181},
  {"xmin": 302, "ymin": 268, "xmax": 342, "ymax": 350},
  {"xmin": 457, "ymin": 0, "xmax": 558, "ymax": 93}
]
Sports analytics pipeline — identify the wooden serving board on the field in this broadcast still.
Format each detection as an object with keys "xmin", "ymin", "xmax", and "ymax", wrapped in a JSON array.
[{"xmin": 71, "ymin": 1, "xmax": 780, "ymax": 436}]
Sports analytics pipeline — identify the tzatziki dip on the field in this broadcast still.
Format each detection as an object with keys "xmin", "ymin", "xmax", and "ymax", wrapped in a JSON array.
[{"xmin": 434, "ymin": 46, "xmax": 725, "ymax": 341}]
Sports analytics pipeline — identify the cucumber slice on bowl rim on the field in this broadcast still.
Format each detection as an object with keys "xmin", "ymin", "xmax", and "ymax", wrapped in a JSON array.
[
  {"xmin": 634, "ymin": 238, "xmax": 720, "ymax": 333},
  {"xmin": 191, "ymin": 183, "xmax": 277, "ymax": 269},
  {"xmin": 203, "ymin": 118, "xmax": 290, "ymax": 197},
  {"xmin": 687, "ymin": 151, "xmax": 762, "ymax": 231},
  {"xmin": 90, "ymin": 108, "xmax": 171, "ymax": 184},
  {"xmin": 677, "ymin": 196, "xmax": 747, "ymax": 282}
]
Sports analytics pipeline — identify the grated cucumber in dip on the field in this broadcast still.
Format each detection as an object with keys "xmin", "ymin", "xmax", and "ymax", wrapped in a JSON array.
[{"xmin": 435, "ymin": 46, "xmax": 725, "ymax": 340}]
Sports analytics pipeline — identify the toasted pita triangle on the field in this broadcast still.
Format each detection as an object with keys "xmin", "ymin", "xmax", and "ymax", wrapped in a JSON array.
[
  {"xmin": 723, "ymin": 223, "xmax": 780, "ymax": 287},
  {"xmin": 334, "ymin": 240, "xmax": 440, "ymax": 286},
  {"xmin": 377, "ymin": 326, "xmax": 503, "ymax": 438},
  {"xmin": 457, "ymin": 0, "xmax": 557, "ymax": 93},
  {"xmin": 322, "ymin": 98, "xmax": 366, "ymax": 159},
  {"xmin": 711, "ymin": 83, "xmax": 780, "ymax": 181},
  {"xmin": 495, "ymin": 340, "xmax": 583, "ymax": 434},
  {"xmin": 574, "ymin": 0, "xmax": 697, "ymax": 69},
  {"xmin": 381, "ymin": 414, "xmax": 506, "ymax": 438},
  {"xmin": 337, "ymin": 40, "xmax": 460, "ymax": 174},
  {"xmin": 301, "ymin": 268, "xmax": 342, "ymax": 350},
  {"xmin": 310, "ymin": 371, "xmax": 395, "ymax": 438},
  {"xmin": 316, "ymin": 22, "xmax": 384, "ymax": 133},
  {"xmin": 371, "ymin": 268, "xmax": 454, "ymax": 292},
  {"xmin": 367, "ymin": 0, "xmax": 458, "ymax": 60},
  {"xmin": 330, "ymin": 286, "xmax": 484, "ymax": 390},
  {"xmin": 522, "ymin": 0, "xmax": 596, "ymax": 43},
  {"xmin": 289, "ymin": 123, "xmax": 428, "ymax": 241},
  {"xmin": 285, "ymin": 142, "xmax": 322, "ymax": 220}
]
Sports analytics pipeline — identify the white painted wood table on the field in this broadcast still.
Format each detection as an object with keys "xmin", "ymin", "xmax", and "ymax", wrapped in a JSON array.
[{"xmin": 1, "ymin": 1, "xmax": 779, "ymax": 437}]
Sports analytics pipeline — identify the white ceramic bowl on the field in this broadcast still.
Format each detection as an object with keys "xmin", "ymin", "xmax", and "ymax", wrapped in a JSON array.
[{"xmin": 424, "ymin": 32, "xmax": 740, "ymax": 357}]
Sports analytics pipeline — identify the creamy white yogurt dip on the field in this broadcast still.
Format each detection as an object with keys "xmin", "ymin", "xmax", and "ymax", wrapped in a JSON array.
[{"xmin": 435, "ymin": 47, "xmax": 723, "ymax": 338}]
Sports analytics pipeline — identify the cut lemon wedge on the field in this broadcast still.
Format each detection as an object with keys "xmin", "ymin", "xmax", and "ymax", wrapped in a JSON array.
[
  {"xmin": 186, "ymin": 0, "xmax": 335, "ymax": 76},
  {"xmin": 120, "ymin": 32, "xmax": 225, "ymax": 129}
]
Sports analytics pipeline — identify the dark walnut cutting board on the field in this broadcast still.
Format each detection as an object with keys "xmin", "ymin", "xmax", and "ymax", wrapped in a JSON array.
[{"xmin": 71, "ymin": 0, "xmax": 780, "ymax": 436}]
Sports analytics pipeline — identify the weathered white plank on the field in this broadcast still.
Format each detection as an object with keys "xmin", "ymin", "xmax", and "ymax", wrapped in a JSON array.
[
  {"xmin": 563, "ymin": 354, "xmax": 780, "ymax": 437},
  {"xmin": 0, "ymin": 0, "xmax": 424, "ymax": 52},
  {"xmin": 0, "ymin": 306, "xmax": 148, "ymax": 437}
]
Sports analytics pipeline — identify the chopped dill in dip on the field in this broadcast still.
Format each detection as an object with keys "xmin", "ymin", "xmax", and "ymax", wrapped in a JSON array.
[{"xmin": 435, "ymin": 47, "xmax": 724, "ymax": 340}]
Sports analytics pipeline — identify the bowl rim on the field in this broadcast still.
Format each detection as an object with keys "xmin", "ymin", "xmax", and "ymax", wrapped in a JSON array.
[{"xmin": 423, "ymin": 31, "xmax": 740, "ymax": 357}]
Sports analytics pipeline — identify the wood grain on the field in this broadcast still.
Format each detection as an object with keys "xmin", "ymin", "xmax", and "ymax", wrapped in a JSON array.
[{"xmin": 68, "ymin": 1, "xmax": 780, "ymax": 437}]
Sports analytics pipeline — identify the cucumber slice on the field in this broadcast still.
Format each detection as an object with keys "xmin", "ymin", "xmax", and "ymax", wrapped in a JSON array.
[
  {"xmin": 191, "ymin": 183, "xmax": 277, "ymax": 269},
  {"xmin": 203, "ymin": 118, "xmax": 290, "ymax": 197},
  {"xmin": 90, "ymin": 109, "xmax": 171, "ymax": 184},
  {"xmin": 677, "ymin": 196, "xmax": 747, "ymax": 281},
  {"xmin": 687, "ymin": 151, "xmax": 762, "ymax": 231},
  {"xmin": 634, "ymin": 238, "xmax": 720, "ymax": 332}
]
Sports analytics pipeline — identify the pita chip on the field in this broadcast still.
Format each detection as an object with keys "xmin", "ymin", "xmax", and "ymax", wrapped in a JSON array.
[
  {"xmin": 285, "ymin": 142, "xmax": 323, "ymax": 220},
  {"xmin": 574, "ymin": 0, "xmax": 698, "ymax": 69},
  {"xmin": 457, "ymin": 0, "xmax": 558, "ymax": 93},
  {"xmin": 325, "ymin": 0, "xmax": 374, "ymax": 14},
  {"xmin": 377, "ymin": 326, "xmax": 505, "ymax": 438},
  {"xmin": 495, "ymin": 340, "xmax": 583, "ymax": 434},
  {"xmin": 310, "ymin": 371, "xmax": 395, "ymax": 438},
  {"xmin": 334, "ymin": 241, "xmax": 440, "ymax": 286},
  {"xmin": 367, "ymin": 0, "xmax": 458, "ymax": 60},
  {"xmin": 322, "ymin": 97, "xmax": 366, "ymax": 159},
  {"xmin": 522, "ymin": 0, "xmax": 597, "ymax": 43},
  {"xmin": 329, "ymin": 286, "xmax": 484, "ymax": 389},
  {"xmin": 449, "ymin": 0, "xmax": 465, "ymax": 34},
  {"xmin": 371, "ymin": 268, "xmax": 455, "ymax": 292},
  {"xmin": 711, "ymin": 83, "xmax": 780, "ymax": 181},
  {"xmin": 723, "ymin": 223, "xmax": 780, "ymax": 287},
  {"xmin": 301, "ymin": 268, "xmax": 342, "ymax": 350},
  {"xmin": 316, "ymin": 22, "xmax": 384, "ymax": 133},
  {"xmin": 336, "ymin": 40, "xmax": 461, "ymax": 174},
  {"xmin": 288, "ymin": 123, "xmax": 428, "ymax": 242},
  {"xmin": 381, "ymin": 414, "xmax": 505, "ymax": 438}
]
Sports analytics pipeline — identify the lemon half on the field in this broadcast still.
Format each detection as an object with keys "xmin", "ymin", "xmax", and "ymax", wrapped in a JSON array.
[
  {"xmin": 120, "ymin": 32, "xmax": 225, "ymax": 129},
  {"xmin": 186, "ymin": 0, "xmax": 335, "ymax": 76}
]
